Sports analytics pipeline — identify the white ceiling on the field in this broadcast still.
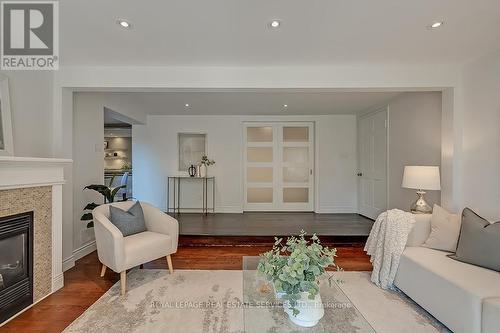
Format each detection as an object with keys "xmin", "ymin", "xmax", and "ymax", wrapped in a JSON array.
[
  {"xmin": 98, "ymin": 91, "xmax": 402, "ymax": 115},
  {"xmin": 60, "ymin": 0, "xmax": 500, "ymax": 66}
]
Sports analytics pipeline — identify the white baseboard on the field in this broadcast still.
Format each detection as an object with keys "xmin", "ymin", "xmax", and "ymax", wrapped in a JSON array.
[
  {"xmin": 215, "ymin": 206, "xmax": 243, "ymax": 213},
  {"xmin": 62, "ymin": 255, "xmax": 75, "ymax": 272},
  {"xmin": 74, "ymin": 240, "xmax": 96, "ymax": 261},
  {"xmin": 316, "ymin": 206, "xmax": 357, "ymax": 214},
  {"xmin": 62, "ymin": 240, "xmax": 96, "ymax": 272},
  {"xmin": 52, "ymin": 272, "xmax": 64, "ymax": 292},
  {"xmin": 166, "ymin": 206, "xmax": 243, "ymax": 214}
]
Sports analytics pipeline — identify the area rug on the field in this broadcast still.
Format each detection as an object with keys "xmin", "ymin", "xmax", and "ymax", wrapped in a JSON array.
[{"xmin": 63, "ymin": 269, "xmax": 449, "ymax": 333}]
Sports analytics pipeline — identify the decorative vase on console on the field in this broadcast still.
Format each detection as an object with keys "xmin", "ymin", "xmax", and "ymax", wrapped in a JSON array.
[
  {"xmin": 199, "ymin": 164, "xmax": 207, "ymax": 177},
  {"xmin": 188, "ymin": 164, "xmax": 197, "ymax": 177},
  {"xmin": 199, "ymin": 155, "xmax": 215, "ymax": 177}
]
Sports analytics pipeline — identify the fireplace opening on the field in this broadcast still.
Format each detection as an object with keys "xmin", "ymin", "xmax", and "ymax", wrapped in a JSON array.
[{"xmin": 0, "ymin": 211, "xmax": 33, "ymax": 324}]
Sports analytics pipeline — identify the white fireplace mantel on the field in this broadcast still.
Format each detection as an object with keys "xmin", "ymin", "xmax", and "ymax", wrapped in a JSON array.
[
  {"xmin": 0, "ymin": 156, "xmax": 72, "ymax": 298},
  {"xmin": 0, "ymin": 156, "xmax": 72, "ymax": 190}
]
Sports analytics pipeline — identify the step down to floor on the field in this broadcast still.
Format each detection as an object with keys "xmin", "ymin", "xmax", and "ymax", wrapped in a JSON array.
[{"xmin": 178, "ymin": 235, "xmax": 368, "ymax": 247}]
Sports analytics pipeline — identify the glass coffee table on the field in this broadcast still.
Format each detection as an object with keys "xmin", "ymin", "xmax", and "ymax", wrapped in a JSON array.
[{"xmin": 243, "ymin": 256, "xmax": 375, "ymax": 332}]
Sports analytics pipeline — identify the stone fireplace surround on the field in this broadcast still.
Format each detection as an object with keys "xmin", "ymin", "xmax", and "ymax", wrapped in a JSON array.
[{"xmin": 0, "ymin": 156, "xmax": 71, "ymax": 324}]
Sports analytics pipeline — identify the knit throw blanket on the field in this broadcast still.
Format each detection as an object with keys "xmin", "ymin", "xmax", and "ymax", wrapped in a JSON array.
[{"xmin": 364, "ymin": 209, "xmax": 416, "ymax": 290}]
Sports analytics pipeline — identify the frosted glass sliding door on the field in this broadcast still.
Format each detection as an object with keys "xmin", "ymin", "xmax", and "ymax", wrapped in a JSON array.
[{"xmin": 244, "ymin": 122, "xmax": 313, "ymax": 211}]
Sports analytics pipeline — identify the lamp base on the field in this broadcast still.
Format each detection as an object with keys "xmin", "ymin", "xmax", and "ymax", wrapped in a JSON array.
[{"xmin": 410, "ymin": 190, "xmax": 433, "ymax": 214}]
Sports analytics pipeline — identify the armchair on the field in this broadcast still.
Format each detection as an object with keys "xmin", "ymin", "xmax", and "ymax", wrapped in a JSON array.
[{"xmin": 92, "ymin": 201, "xmax": 179, "ymax": 295}]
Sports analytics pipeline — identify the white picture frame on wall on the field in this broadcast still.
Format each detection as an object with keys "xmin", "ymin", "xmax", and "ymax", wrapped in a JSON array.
[
  {"xmin": 0, "ymin": 75, "xmax": 14, "ymax": 156},
  {"xmin": 178, "ymin": 133, "xmax": 206, "ymax": 171}
]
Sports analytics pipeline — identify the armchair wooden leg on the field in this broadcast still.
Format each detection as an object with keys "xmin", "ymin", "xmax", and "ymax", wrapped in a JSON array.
[
  {"xmin": 166, "ymin": 255, "xmax": 174, "ymax": 274},
  {"xmin": 100, "ymin": 264, "xmax": 107, "ymax": 277},
  {"xmin": 120, "ymin": 271, "xmax": 127, "ymax": 295}
]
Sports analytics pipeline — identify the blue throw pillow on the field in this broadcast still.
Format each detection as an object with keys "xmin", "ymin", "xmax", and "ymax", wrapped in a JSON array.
[{"xmin": 109, "ymin": 201, "xmax": 147, "ymax": 237}]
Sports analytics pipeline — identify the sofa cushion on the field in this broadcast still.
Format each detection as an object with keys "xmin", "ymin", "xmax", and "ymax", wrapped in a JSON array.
[
  {"xmin": 406, "ymin": 214, "xmax": 432, "ymax": 247},
  {"xmin": 394, "ymin": 247, "xmax": 500, "ymax": 333},
  {"xmin": 449, "ymin": 208, "xmax": 500, "ymax": 272},
  {"xmin": 423, "ymin": 204, "xmax": 460, "ymax": 252},
  {"xmin": 123, "ymin": 231, "xmax": 172, "ymax": 269}
]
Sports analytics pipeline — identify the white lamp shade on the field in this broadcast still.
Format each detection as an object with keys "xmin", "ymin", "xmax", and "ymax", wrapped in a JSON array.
[{"xmin": 402, "ymin": 166, "xmax": 441, "ymax": 191}]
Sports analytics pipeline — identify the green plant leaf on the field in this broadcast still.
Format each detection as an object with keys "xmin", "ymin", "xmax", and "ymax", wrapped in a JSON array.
[
  {"xmin": 84, "ymin": 184, "xmax": 111, "ymax": 202},
  {"xmin": 80, "ymin": 213, "xmax": 93, "ymax": 221},
  {"xmin": 83, "ymin": 202, "xmax": 100, "ymax": 210}
]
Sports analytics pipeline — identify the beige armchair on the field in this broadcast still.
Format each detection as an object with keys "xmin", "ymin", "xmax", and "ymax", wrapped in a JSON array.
[{"xmin": 93, "ymin": 201, "xmax": 179, "ymax": 295}]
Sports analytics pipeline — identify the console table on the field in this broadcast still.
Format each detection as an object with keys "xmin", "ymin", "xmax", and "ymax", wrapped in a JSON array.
[{"xmin": 167, "ymin": 176, "xmax": 215, "ymax": 215}]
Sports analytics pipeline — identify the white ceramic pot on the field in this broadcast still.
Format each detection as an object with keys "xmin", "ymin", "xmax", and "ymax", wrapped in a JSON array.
[
  {"xmin": 199, "ymin": 164, "xmax": 207, "ymax": 177},
  {"xmin": 283, "ymin": 292, "xmax": 325, "ymax": 327}
]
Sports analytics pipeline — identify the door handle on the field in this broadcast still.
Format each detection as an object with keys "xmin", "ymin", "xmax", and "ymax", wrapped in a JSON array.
[{"xmin": 357, "ymin": 173, "xmax": 363, "ymax": 177}]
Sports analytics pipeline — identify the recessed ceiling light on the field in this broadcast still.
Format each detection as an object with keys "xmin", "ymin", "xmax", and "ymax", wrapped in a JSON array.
[
  {"xmin": 428, "ymin": 21, "xmax": 443, "ymax": 29},
  {"xmin": 117, "ymin": 19, "xmax": 132, "ymax": 29},
  {"xmin": 269, "ymin": 20, "xmax": 281, "ymax": 28},
  {"xmin": 283, "ymin": 104, "xmax": 288, "ymax": 108},
  {"xmin": 184, "ymin": 103, "xmax": 190, "ymax": 107}
]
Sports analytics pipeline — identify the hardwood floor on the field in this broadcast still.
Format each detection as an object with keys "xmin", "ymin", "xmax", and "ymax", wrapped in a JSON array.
[{"xmin": 0, "ymin": 236, "xmax": 371, "ymax": 332}]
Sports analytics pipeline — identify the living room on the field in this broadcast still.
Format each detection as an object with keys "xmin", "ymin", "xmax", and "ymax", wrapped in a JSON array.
[{"xmin": 0, "ymin": 1, "xmax": 499, "ymax": 332}]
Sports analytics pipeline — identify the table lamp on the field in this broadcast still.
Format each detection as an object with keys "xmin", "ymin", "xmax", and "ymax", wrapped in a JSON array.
[{"xmin": 402, "ymin": 166, "xmax": 441, "ymax": 214}]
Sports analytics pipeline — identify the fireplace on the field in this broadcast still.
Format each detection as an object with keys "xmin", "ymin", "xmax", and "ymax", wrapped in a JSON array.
[{"xmin": 0, "ymin": 211, "xmax": 33, "ymax": 323}]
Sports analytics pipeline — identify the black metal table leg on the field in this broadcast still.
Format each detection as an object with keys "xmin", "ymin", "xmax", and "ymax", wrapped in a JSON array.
[{"xmin": 177, "ymin": 177, "xmax": 181, "ymax": 215}]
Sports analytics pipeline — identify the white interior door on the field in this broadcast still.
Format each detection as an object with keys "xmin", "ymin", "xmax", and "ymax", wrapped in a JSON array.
[
  {"xmin": 358, "ymin": 109, "xmax": 387, "ymax": 219},
  {"xmin": 244, "ymin": 122, "xmax": 314, "ymax": 211}
]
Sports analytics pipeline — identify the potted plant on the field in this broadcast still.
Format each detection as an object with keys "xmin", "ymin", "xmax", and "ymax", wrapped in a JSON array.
[
  {"xmin": 198, "ymin": 155, "xmax": 215, "ymax": 177},
  {"xmin": 257, "ymin": 231, "xmax": 340, "ymax": 327},
  {"xmin": 80, "ymin": 179, "xmax": 127, "ymax": 228}
]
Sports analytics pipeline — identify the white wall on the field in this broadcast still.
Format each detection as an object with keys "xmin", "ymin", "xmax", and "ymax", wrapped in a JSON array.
[
  {"xmin": 387, "ymin": 92, "xmax": 442, "ymax": 210},
  {"xmin": 0, "ymin": 71, "xmax": 53, "ymax": 157},
  {"xmin": 63, "ymin": 93, "xmax": 145, "ymax": 271},
  {"xmin": 72, "ymin": 94, "xmax": 105, "ymax": 256},
  {"xmin": 133, "ymin": 115, "xmax": 358, "ymax": 213},
  {"xmin": 460, "ymin": 51, "xmax": 500, "ymax": 220}
]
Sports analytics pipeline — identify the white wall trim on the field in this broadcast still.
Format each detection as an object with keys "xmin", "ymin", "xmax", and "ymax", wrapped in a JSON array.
[
  {"xmin": 215, "ymin": 206, "xmax": 243, "ymax": 213},
  {"xmin": 316, "ymin": 206, "xmax": 358, "ymax": 214},
  {"xmin": 62, "ymin": 240, "xmax": 97, "ymax": 272},
  {"xmin": 74, "ymin": 240, "xmax": 97, "ymax": 261},
  {"xmin": 62, "ymin": 255, "xmax": 75, "ymax": 272},
  {"xmin": 51, "ymin": 184, "xmax": 64, "ymax": 293},
  {"xmin": 52, "ymin": 272, "xmax": 64, "ymax": 292}
]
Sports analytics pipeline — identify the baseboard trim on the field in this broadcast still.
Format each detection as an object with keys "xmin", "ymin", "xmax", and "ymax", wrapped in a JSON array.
[
  {"xmin": 62, "ymin": 240, "xmax": 96, "ymax": 272},
  {"xmin": 215, "ymin": 206, "xmax": 243, "ymax": 213},
  {"xmin": 74, "ymin": 240, "xmax": 96, "ymax": 261},
  {"xmin": 316, "ymin": 206, "xmax": 357, "ymax": 214},
  {"xmin": 52, "ymin": 272, "xmax": 64, "ymax": 292},
  {"xmin": 166, "ymin": 206, "xmax": 243, "ymax": 214},
  {"xmin": 62, "ymin": 255, "xmax": 75, "ymax": 272}
]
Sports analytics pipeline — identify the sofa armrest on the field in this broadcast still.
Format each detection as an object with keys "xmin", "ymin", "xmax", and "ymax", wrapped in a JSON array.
[
  {"xmin": 141, "ymin": 202, "xmax": 179, "ymax": 251},
  {"xmin": 483, "ymin": 297, "xmax": 500, "ymax": 333},
  {"xmin": 406, "ymin": 214, "xmax": 432, "ymax": 247},
  {"xmin": 92, "ymin": 207, "xmax": 126, "ymax": 272}
]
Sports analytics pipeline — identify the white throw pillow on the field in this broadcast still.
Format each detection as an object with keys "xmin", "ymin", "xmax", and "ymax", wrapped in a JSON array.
[{"xmin": 423, "ymin": 204, "xmax": 461, "ymax": 252}]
